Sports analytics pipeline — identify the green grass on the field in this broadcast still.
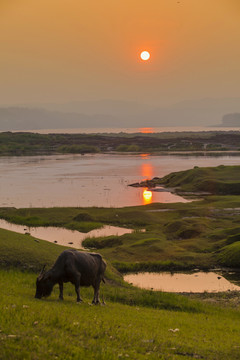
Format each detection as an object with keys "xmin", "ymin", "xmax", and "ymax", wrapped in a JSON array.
[
  {"xmin": 1, "ymin": 268, "xmax": 240, "ymax": 360},
  {"xmin": 217, "ymin": 241, "xmax": 240, "ymax": 267},
  {"xmin": 155, "ymin": 165, "xmax": 240, "ymax": 195},
  {"xmin": 0, "ymin": 208, "xmax": 104, "ymax": 232},
  {"xmin": 0, "ymin": 228, "xmax": 67, "ymax": 271},
  {"xmin": 0, "ymin": 227, "xmax": 204, "ymax": 313}
]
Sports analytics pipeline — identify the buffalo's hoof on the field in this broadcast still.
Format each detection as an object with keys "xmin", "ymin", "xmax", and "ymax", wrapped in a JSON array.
[{"xmin": 92, "ymin": 300, "xmax": 100, "ymax": 305}]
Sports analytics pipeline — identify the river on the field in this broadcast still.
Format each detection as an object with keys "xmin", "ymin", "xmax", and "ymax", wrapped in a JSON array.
[{"xmin": 0, "ymin": 153, "xmax": 239, "ymax": 208}]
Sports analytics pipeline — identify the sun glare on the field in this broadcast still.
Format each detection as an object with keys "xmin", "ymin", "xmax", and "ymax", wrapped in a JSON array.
[{"xmin": 140, "ymin": 51, "xmax": 150, "ymax": 61}]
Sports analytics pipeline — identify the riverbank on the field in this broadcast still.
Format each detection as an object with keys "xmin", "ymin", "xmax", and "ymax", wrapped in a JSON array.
[
  {"xmin": 130, "ymin": 165, "xmax": 240, "ymax": 196},
  {"xmin": 0, "ymin": 131, "xmax": 240, "ymax": 155}
]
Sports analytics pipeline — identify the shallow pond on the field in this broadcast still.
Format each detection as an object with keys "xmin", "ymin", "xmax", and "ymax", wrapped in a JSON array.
[
  {"xmin": 0, "ymin": 219, "xmax": 133, "ymax": 249},
  {"xmin": 124, "ymin": 271, "xmax": 240, "ymax": 293}
]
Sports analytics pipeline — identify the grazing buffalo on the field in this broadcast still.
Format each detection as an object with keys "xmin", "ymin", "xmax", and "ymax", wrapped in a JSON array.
[{"xmin": 35, "ymin": 249, "xmax": 106, "ymax": 304}]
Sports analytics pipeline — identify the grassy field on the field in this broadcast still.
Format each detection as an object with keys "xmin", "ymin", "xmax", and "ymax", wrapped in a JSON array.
[
  {"xmin": 1, "ymin": 268, "xmax": 240, "ymax": 360},
  {"xmin": 0, "ymin": 231, "xmax": 240, "ymax": 360},
  {"xmin": 1, "ymin": 165, "xmax": 240, "ymax": 359}
]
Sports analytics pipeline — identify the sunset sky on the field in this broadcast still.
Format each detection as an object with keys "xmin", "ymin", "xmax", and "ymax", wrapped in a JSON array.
[{"xmin": 1, "ymin": 0, "xmax": 240, "ymax": 106}]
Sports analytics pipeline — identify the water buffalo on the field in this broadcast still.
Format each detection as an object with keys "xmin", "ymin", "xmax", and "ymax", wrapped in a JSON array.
[{"xmin": 35, "ymin": 249, "xmax": 106, "ymax": 304}]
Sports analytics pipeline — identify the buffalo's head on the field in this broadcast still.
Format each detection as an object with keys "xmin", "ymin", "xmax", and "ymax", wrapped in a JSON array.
[{"xmin": 35, "ymin": 265, "xmax": 54, "ymax": 299}]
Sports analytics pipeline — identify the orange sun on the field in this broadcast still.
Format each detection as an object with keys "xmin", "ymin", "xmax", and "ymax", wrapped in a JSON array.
[{"xmin": 140, "ymin": 50, "xmax": 150, "ymax": 61}]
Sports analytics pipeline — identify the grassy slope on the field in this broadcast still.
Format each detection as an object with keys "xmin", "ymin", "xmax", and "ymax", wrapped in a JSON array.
[
  {"xmin": 156, "ymin": 165, "xmax": 240, "ymax": 195},
  {"xmin": 1, "ymin": 196, "xmax": 240, "ymax": 270},
  {"xmin": 0, "ymin": 228, "xmax": 202, "ymax": 312},
  {"xmin": 0, "ymin": 232, "xmax": 240, "ymax": 360},
  {"xmin": 1, "ymin": 269, "xmax": 239, "ymax": 360}
]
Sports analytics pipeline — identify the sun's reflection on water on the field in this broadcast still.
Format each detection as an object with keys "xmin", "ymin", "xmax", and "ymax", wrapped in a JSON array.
[
  {"xmin": 141, "ymin": 159, "xmax": 154, "ymax": 204},
  {"xmin": 141, "ymin": 161, "xmax": 153, "ymax": 179},
  {"xmin": 143, "ymin": 189, "xmax": 153, "ymax": 205}
]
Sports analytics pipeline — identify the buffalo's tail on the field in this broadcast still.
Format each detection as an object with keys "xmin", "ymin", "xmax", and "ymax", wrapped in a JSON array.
[{"xmin": 101, "ymin": 294, "xmax": 106, "ymax": 305}]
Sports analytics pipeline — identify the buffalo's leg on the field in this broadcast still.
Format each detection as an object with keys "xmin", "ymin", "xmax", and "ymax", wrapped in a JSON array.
[
  {"xmin": 92, "ymin": 280, "xmax": 101, "ymax": 304},
  {"xmin": 75, "ymin": 283, "xmax": 83, "ymax": 303},
  {"xmin": 74, "ymin": 275, "xmax": 83, "ymax": 302},
  {"xmin": 59, "ymin": 282, "xmax": 64, "ymax": 300},
  {"xmin": 67, "ymin": 269, "xmax": 82, "ymax": 303}
]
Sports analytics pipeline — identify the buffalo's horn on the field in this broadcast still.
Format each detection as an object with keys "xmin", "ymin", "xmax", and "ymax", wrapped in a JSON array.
[{"xmin": 40, "ymin": 264, "xmax": 46, "ymax": 275}]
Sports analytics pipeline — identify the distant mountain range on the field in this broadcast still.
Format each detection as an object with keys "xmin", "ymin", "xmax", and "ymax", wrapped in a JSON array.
[{"xmin": 0, "ymin": 97, "xmax": 240, "ymax": 131}]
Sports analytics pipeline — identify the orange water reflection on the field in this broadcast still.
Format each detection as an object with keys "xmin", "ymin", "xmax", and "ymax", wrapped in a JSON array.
[
  {"xmin": 140, "ymin": 153, "xmax": 150, "ymax": 159},
  {"xmin": 141, "ymin": 162, "xmax": 153, "ymax": 179},
  {"xmin": 141, "ymin": 162, "xmax": 154, "ymax": 204}
]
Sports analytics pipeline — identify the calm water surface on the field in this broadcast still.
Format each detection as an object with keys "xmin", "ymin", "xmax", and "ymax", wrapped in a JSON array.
[
  {"xmin": 124, "ymin": 271, "xmax": 240, "ymax": 293},
  {"xmin": 0, "ymin": 153, "xmax": 239, "ymax": 207},
  {"xmin": 0, "ymin": 219, "xmax": 133, "ymax": 249}
]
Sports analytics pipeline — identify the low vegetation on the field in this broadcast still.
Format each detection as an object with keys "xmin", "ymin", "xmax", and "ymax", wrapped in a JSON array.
[
  {"xmin": 153, "ymin": 165, "xmax": 240, "ymax": 195},
  {"xmin": 0, "ymin": 131, "xmax": 239, "ymax": 155},
  {"xmin": 1, "ymin": 197, "xmax": 240, "ymax": 271}
]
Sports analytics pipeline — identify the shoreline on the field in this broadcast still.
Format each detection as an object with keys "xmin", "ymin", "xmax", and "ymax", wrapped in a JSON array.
[{"xmin": 0, "ymin": 131, "xmax": 240, "ymax": 156}]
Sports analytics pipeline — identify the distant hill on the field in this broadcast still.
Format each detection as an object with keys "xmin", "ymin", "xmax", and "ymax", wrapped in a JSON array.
[
  {"xmin": 32, "ymin": 97, "xmax": 240, "ymax": 127},
  {"xmin": 0, "ymin": 107, "xmax": 117, "ymax": 131},
  {"xmin": 1, "ymin": 97, "xmax": 240, "ymax": 130},
  {"xmin": 220, "ymin": 113, "xmax": 240, "ymax": 127}
]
